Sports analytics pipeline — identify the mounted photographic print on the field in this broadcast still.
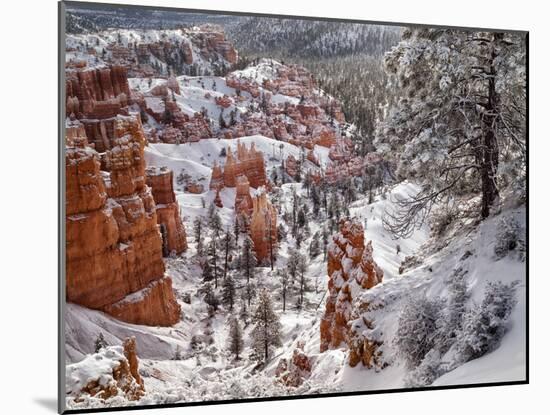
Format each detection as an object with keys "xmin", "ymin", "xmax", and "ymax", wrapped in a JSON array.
[{"xmin": 59, "ymin": 1, "xmax": 528, "ymax": 413}]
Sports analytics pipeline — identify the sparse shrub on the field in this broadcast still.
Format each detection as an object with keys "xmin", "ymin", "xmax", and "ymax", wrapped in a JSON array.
[
  {"xmin": 173, "ymin": 345, "xmax": 182, "ymax": 360},
  {"xmin": 404, "ymin": 349, "xmax": 444, "ymax": 387},
  {"xmin": 438, "ymin": 268, "xmax": 469, "ymax": 354},
  {"xmin": 430, "ymin": 208, "xmax": 455, "ymax": 237},
  {"xmin": 395, "ymin": 295, "xmax": 444, "ymax": 369},
  {"xmin": 455, "ymin": 280, "xmax": 519, "ymax": 364},
  {"xmin": 94, "ymin": 332, "xmax": 108, "ymax": 353},
  {"xmin": 494, "ymin": 216, "xmax": 525, "ymax": 261}
]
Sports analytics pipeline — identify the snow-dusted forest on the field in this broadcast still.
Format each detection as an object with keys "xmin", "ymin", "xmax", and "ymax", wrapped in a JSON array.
[{"xmin": 63, "ymin": 3, "xmax": 526, "ymax": 411}]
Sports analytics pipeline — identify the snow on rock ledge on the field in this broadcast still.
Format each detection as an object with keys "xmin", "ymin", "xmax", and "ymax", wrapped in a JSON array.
[
  {"xmin": 320, "ymin": 219, "xmax": 384, "ymax": 359},
  {"xmin": 66, "ymin": 337, "xmax": 145, "ymax": 404}
]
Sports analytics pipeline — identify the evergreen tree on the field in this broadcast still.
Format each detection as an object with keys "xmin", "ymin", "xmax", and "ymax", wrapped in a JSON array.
[
  {"xmin": 378, "ymin": 29, "xmax": 526, "ymax": 236},
  {"xmin": 396, "ymin": 296, "xmax": 444, "ymax": 369},
  {"xmin": 296, "ymin": 254, "xmax": 308, "ymax": 309},
  {"xmin": 202, "ymin": 258, "xmax": 213, "ymax": 282},
  {"xmin": 309, "ymin": 232, "xmax": 321, "ymax": 259},
  {"xmin": 219, "ymin": 110, "xmax": 227, "ymax": 129},
  {"xmin": 193, "ymin": 217, "xmax": 204, "ymax": 255},
  {"xmin": 203, "ymin": 282, "xmax": 220, "ymax": 312},
  {"xmin": 279, "ymin": 268, "xmax": 289, "ymax": 312},
  {"xmin": 297, "ymin": 208, "xmax": 307, "ymax": 228},
  {"xmin": 241, "ymin": 236, "xmax": 257, "ymax": 306},
  {"xmin": 94, "ymin": 332, "xmax": 107, "ymax": 353},
  {"xmin": 251, "ymin": 289, "xmax": 282, "ymax": 364},
  {"xmin": 455, "ymin": 281, "xmax": 518, "ymax": 363},
  {"xmin": 227, "ymin": 317, "xmax": 244, "ymax": 360},
  {"xmin": 222, "ymin": 274, "xmax": 236, "ymax": 311},
  {"xmin": 207, "ymin": 238, "xmax": 220, "ymax": 288},
  {"xmin": 173, "ymin": 345, "xmax": 182, "ymax": 360},
  {"xmin": 311, "ymin": 186, "xmax": 321, "ymax": 216},
  {"xmin": 223, "ymin": 228, "xmax": 233, "ymax": 280},
  {"xmin": 239, "ymin": 301, "xmax": 250, "ymax": 327},
  {"xmin": 322, "ymin": 227, "xmax": 329, "ymax": 262},
  {"xmin": 439, "ymin": 269, "xmax": 469, "ymax": 353},
  {"xmin": 233, "ymin": 217, "xmax": 240, "ymax": 244}
]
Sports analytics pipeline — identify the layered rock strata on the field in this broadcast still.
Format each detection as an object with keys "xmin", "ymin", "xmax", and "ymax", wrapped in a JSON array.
[
  {"xmin": 65, "ymin": 116, "xmax": 180, "ymax": 326},
  {"xmin": 320, "ymin": 219, "xmax": 383, "ymax": 353},
  {"xmin": 145, "ymin": 166, "xmax": 187, "ymax": 255}
]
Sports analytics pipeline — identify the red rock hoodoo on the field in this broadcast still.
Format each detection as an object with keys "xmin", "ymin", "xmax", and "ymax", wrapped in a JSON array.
[
  {"xmin": 145, "ymin": 166, "xmax": 188, "ymax": 255},
  {"xmin": 249, "ymin": 191, "xmax": 277, "ymax": 263},
  {"xmin": 320, "ymin": 219, "xmax": 383, "ymax": 353},
  {"xmin": 213, "ymin": 188, "xmax": 224, "ymax": 208},
  {"xmin": 220, "ymin": 141, "xmax": 267, "ymax": 189},
  {"xmin": 209, "ymin": 161, "xmax": 224, "ymax": 190},
  {"xmin": 234, "ymin": 175, "xmax": 254, "ymax": 217},
  {"xmin": 275, "ymin": 342, "xmax": 312, "ymax": 387}
]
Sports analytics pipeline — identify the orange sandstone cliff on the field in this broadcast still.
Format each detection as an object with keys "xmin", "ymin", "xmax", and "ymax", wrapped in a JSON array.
[{"xmin": 65, "ymin": 116, "xmax": 181, "ymax": 327}]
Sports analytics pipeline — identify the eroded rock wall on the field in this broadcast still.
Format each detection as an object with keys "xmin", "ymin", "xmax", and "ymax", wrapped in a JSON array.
[{"xmin": 320, "ymin": 219, "xmax": 383, "ymax": 353}]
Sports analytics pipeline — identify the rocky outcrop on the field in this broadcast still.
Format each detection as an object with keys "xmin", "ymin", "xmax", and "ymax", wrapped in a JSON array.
[
  {"xmin": 249, "ymin": 191, "xmax": 277, "ymax": 264},
  {"xmin": 285, "ymin": 155, "xmax": 299, "ymax": 179},
  {"xmin": 65, "ymin": 116, "xmax": 180, "ymax": 327},
  {"xmin": 185, "ymin": 182, "xmax": 204, "ymax": 194},
  {"xmin": 66, "ymin": 337, "xmax": 145, "ymax": 402},
  {"xmin": 66, "ymin": 65, "xmax": 130, "ymax": 120},
  {"xmin": 215, "ymin": 95, "xmax": 232, "ymax": 108},
  {"xmin": 104, "ymin": 277, "xmax": 181, "ymax": 326},
  {"xmin": 188, "ymin": 26, "xmax": 238, "ymax": 64},
  {"xmin": 145, "ymin": 166, "xmax": 187, "ymax": 255},
  {"xmin": 222, "ymin": 142, "xmax": 267, "ymax": 188},
  {"xmin": 275, "ymin": 342, "xmax": 312, "ymax": 387},
  {"xmin": 214, "ymin": 189, "xmax": 223, "ymax": 208},
  {"xmin": 234, "ymin": 175, "xmax": 253, "ymax": 217},
  {"xmin": 320, "ymin": 219, "xmax": 383, "ymax": 353},
  {"xmin": 209, "ymin": 162, "xmax": 224, "ymax": 190}
]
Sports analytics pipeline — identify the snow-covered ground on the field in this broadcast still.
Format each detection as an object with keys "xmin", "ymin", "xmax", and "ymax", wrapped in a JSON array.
[
  {"xmin": 64, "ymin": 31, "xmax": 526, "ymax": 410},
  {"xmin": 66, "ymin": 172, "xmax": 526, "ymax": 409}
]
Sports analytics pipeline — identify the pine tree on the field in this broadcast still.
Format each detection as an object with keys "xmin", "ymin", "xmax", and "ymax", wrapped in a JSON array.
[
  {"xmin": 203, "ymin": 282, "xmax": 220, "ymax": 312},
  {"xmin": 311, "ymin": 186, "xmax": 321, "ymax": 216},
  {"xmin": 309, "ymin": 232, "xmax": 321, "ymax": 259},
  {"xmin": 94, "ymin": 332, "xmax": 107, "ymax": 353},
  {"xmin": 207, "ymin": 238, "xmax": 220, "ymax": 288},
  {"xmin": 287, "ymin": 248, "xmax": 300, "ymax": 284},
  {"xmin": 251, "ymin": 289, "xmax": 282, "ymax": 364},
  {"xmin": 233, "ymin": 217, "xmax": 240, "ymax": 244},
  {"xmin": 279, "ymin": 268, "xmax": 289, "ymax": 312},
  {"xmin": 193, "ymin": 217, "xmax": 204, "ymax": 255},
  {"xmin": 378, "ymin": 29, "xmax": 526, "ymax": 235},
  {"xmin": 296, "ymin": 254, "xmax": 308, "ymax": 309},
  {"xmin": 219, "ymin": 111, "xmax": 227, "ymax": 129},
  {"xmin": 223, "ymin": 229, "xmax": 233, "ymax": 280},
  {"xmin": 239, "ymin": 301, "xmax": 250, "ymax": 327},
  {"xmin": 241, "ymin": 235, "xmax": 257, "ymax": 306},
  {"xmin": 222, "ymin": 274, "xmax": 236, "ymax": 311},
  {"xmin": 227, "ymin": 317, "xmax": 244, "ymax": 360},
  {"xmin": 202, "ymin": 259, "xmax": 213, "ymax": 282}
]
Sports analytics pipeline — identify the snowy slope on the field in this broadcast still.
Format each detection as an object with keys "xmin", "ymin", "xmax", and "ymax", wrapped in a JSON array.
[{"xmin": 65, "ymin": 175, "xmax": 526, "ymax": 410}]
